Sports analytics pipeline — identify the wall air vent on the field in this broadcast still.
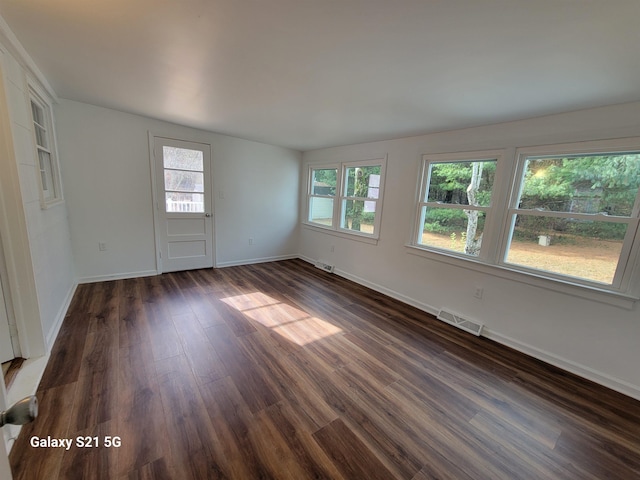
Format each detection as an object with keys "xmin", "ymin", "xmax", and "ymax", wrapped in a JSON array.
[
  {"xmin": 314, "ymin": 261, "xmax": 335, "ymax": 273},
  {"xmin": 437, "ymin": 309, "xmax": 483, "ymax": 336}
]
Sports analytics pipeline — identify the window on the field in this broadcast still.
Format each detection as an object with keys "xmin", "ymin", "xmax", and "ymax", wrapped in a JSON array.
[
  {"xmin": 306, "ymin": 158, "xmax": 386, "ymax": 239},
  {"xmin": 29, "ymin": 87, "xmax": 62, "ymax": 207},
  {"xmin": 503, "ymin": 147, "xmax": 640, "ymax": 288},
  {"xmin": 415, "ymin": 152, "xmax": 499, "ymax": 257},
  {"xmin": 308, "ymin": 167, "xmax": 338, "ymax": 227},
  {"xmin": 163, "ymin": 146, "xmax": 205, "ymax": 212},
  {"xmin": 410, "ymin": 140, "xmax": 640, "ymax": 299},
  {"xmin": 340, "ymin": 163, "xmax": 383, "ymax": 235}
]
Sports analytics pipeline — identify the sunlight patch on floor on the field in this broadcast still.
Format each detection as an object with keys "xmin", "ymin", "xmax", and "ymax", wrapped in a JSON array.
[
  {"xmin": 221, "ymin": 292, "xmax": 342, "ymax": 346},
  {"xmin": 221, "ymin": 291, "xmax": 281, "ymax": 311}
]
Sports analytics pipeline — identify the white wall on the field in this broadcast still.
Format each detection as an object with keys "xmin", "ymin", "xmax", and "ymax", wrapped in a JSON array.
[
  {"xmin": 0, "ymin": 46, "xmax": 75, "ymax": 351},
  {"xmin": 301, "ymin": 101, "xmax": 640, "ymax": 400},
  {"xmin": 55, "ymin": 99, "xmax": 301, "ymax": 281}
]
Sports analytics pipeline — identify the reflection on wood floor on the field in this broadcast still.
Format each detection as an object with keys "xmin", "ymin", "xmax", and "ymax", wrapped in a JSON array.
[{"xmin": 9, "ymin": 258, "xmax": 640, "ymax": 479}]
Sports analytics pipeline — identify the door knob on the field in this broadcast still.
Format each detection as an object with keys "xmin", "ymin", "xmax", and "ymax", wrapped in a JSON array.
[
  {"xmin": 0, "ymin": 395, "xmax": 38, "ymax": 427},
  {"xmin": 205, "ymin": 213, "xmax": 211, "ymax": 217}
]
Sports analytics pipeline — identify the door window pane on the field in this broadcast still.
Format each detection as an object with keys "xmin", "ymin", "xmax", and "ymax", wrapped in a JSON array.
[
  {"xmin": 165, "ymin": 192, "xmax": 205, "ymax": 212},
  {"xmin": 163, "ymin": 146, "xmax": 203, "ymax": 171},
  {"xmin": 163, "ymin": 146, "xmax": 205, "ymax": 212},
  {"xmin": 164, "ymin": 170, "xmax": 204, "ymax": 193}
]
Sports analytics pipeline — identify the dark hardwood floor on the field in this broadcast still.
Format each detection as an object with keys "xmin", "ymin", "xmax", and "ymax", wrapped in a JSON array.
[
  {"xmin": 3, "ymin": 357, "xmax": 24, "ymax": 389},
  {"xmin": 9, "ymin": 259, "xmax": 640, "ymax": 479}
]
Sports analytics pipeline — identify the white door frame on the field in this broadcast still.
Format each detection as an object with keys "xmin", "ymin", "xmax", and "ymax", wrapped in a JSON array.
[
  {"xmin": 0, "ymin": 56, "xmax": 45, "ymax": 361},
  {"xmin": 0, "ymin": 51, "xmax": 35, "ymax": 480},
  {"xmin": 149, "ymin": 132, "xmax": 216, "ymax": 273}
]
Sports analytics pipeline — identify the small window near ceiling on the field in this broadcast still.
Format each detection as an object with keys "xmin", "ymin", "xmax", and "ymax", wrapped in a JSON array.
[{"xmin": 29, "ymin": 87, "xmax": 63, "ymax": 207}]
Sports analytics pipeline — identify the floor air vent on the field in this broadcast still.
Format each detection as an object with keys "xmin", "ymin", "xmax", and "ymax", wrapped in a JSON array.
[
  {"xmin": 437, "ymin": 309, "xmax": 483, "ymax": 336},
  {"xmin": 314, "ymin": 261, "xmax": 335, "ymax": 273}
]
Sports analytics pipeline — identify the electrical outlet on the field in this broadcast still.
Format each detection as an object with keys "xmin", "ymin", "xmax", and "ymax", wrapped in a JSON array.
[
  {"xmin": 330, "ymin": 245, "xmax": 335, "ymax": 252},
  {"xmin": 248, "ymin": 237, "xmax": 254, "ymax": 245},
  {"xmin": 98, "ymin": 242, "xmax": 107, "ymax": 251},
  {"xmin": 474, "ymin": 287, "xmax": 483, "ymax": 299}
]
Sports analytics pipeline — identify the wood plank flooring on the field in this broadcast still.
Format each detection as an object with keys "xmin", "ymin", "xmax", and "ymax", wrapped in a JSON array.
[
  {"xmin": 9, "ymin": 259, "xmax": 640, "ymax": 479},
  {"xmin": 3, "ymin": 357, "xmax": 24, "ymax": 389}
]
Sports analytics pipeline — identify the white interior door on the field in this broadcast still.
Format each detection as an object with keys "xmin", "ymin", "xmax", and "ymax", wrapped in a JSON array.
[
  {"xmin": 154, "ymin": 137, "xmax": 214, "ymax": 273},
  {"xmin": 0, "ymin": 276, "xmax": 13, "ymax": 364}
]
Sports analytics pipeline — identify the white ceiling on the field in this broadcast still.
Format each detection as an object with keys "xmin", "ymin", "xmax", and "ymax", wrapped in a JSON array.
[{"xmin": 1, "ymin": 0, "xmax": 639, "ymax": 151}]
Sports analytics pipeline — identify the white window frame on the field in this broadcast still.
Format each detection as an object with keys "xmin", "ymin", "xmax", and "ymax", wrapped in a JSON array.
[
  {"xmin": 305, "ymin": 157, "xmax": 387, "ymax": 241},
  {"xmin": 307, "ymin": 164, "xmax": 339, "ymax": 229},
  {"xmin": 29, "ymin": 84, "xmax": 63, "ymax": 208},
  {"xmin": 408, "ymin": 139, "xmax": 640, "ymax": 306},
  {"xmin": 499, "ymin": 140, "xmax": 640, "ymax": 293},
  {"xmin": 414, "ymin": 150, "xmax": 504, "ymax": 260}
]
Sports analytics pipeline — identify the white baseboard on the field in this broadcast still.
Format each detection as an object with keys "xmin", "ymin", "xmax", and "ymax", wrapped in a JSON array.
[
  {"xmin": 216, "ymin": 254, "xmax": 298, "ymax": 268},
  {"xmin": 45, "ymin": 281, "xmax": 78, "ymax": 350},
  {"xmin": 299, "ymin": 256, "xmax": 640, "ymax": 402},
  {"xmin": 483, "ymin": 330, "xmax": 640, "ymax": 401},
  {"xmin": 300, "ymin": 255, "xmax": 440, "ymax": 316},
  {"xmin": 335, "ymin": 267, "xmax": 440, "ymax": 318},
  {"xmin": 77, "ymin": 269, "xmax": 158, "ymax": 284}
]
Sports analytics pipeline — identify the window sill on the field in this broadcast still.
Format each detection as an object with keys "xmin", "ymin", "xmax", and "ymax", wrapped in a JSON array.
[
  {"xmin": 405, "ymin": 244, "xmax": 638, "ymax": 309},
  {"xmin": 302, "ymin": 223, "xmax": 379, "ymax": 245}
]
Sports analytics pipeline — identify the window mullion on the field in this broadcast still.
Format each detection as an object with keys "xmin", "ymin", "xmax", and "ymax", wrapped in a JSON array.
[
  {"xmin": 423, "ymin": 202, "xmax": 488, "ymax": 212},
  {"xmin": 510, "ymin": 208, "xmax": 632, "ymax": 223},
  {"xmin": 310, "ymin": 194, "xmax": 335, "ymax": 200},
  {"xmin": 343, "ymin": 195, "xmax": 376, "ymax": 202},
  {"xmin": 335, "ymin": 166, "xmax": 345, "ymax": 229},
  {"xmin": 36, "ymin": 145, "xmax": 52, "ymax": 155}
]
